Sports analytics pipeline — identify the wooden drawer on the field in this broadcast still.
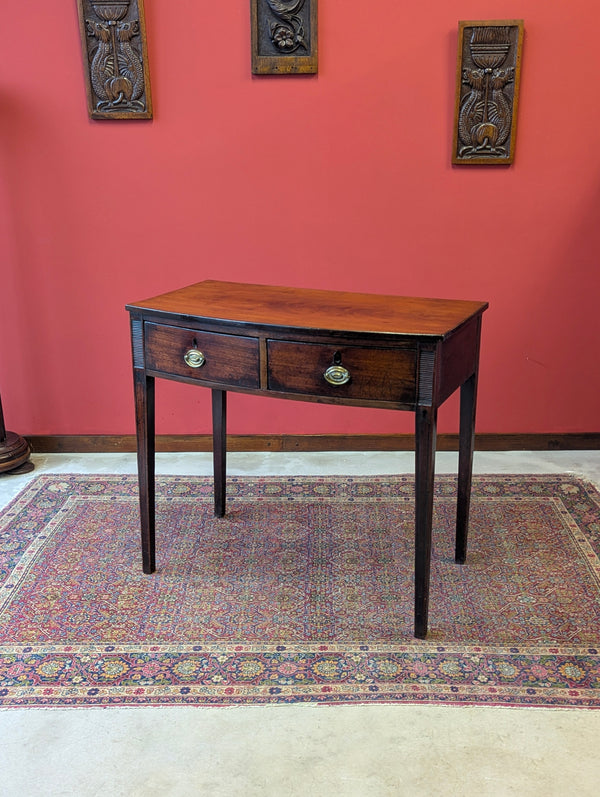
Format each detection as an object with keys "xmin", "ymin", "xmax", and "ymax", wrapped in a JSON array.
[
  {"xmin": 144, "ymin": 323, "xmax": 260, "ymax": 388},
  {"xmin": 267, "ymin": 340, "xmax": 417, "ymax": 403}
]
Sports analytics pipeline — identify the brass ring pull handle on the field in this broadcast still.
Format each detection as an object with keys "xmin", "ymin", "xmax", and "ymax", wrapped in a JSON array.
[
  {"xmin": 184, "ymin": 349, "xmax": 206, "ymax": 368},
  {"xmin": 324, "ymin": 364, "xmax": 350, "ymax": 386}
]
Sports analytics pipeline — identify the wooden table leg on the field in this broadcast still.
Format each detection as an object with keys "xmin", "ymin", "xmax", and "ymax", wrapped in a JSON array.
[
  {"xmin": 134, "ymin": 371, "xmax": 155, "ymax": 574},
  {"xmin": 212, "ymin": 389, "xmax": 227, "ymax": 517},
  {"xmin": 414, "ymin": 405, "xmax": 437, "ymax": 639},
  {"xmin": 455, "ymin": 371, "xmax": 478, "ymax": 564}
]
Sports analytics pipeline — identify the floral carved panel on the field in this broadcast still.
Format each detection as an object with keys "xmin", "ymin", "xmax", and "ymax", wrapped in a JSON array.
[
  {"xmin": 251, "ymin": 0, "xmax": 318, "ymax": 74},
  {"xmin": 452, "ymin": 20, "xmax": 524, "ymax": 165},
  {"xmin": 76, "ymin": 0, "xmax": 152, "ymax": 120}
]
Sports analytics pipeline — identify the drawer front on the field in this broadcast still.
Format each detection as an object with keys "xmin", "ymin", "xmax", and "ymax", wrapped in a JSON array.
[
  {"xmin": 267, "ymin": 341, "xmax": 416, "ymax": 403},
  {"xmin": 144, "ymin": 323, "xmax": 260, "ymax": 388}
]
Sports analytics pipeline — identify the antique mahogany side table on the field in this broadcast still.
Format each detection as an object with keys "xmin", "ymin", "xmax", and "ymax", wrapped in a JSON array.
[{"xmin": 126, "ymin": 280, "xmax": 488, "ymax": 638}]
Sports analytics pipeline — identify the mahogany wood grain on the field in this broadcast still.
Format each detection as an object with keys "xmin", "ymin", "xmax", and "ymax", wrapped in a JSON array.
[
  {"xmin": 129, "ymin": 280, "xmax": 487, "ymax": 339},
  {"xmin": 267, "ymin": 340, "xmax": 417, "ymax": 403},
  {"xmin": 145, "ymin": 322, "xmax": 260, "ymax": 389}
]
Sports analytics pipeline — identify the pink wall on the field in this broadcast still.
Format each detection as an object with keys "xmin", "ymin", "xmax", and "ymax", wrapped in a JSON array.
[{"xmin": 1, "ymin": 2, "xmax": 599, "ymax": 438}]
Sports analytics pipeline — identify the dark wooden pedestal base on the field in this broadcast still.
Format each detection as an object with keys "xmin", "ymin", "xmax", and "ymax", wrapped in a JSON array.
[{"xmin": 0, "ymin": 431, "xmax": 34, "ymax": 475}]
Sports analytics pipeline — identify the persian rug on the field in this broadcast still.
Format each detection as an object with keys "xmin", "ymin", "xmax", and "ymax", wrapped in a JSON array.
[{"xmin": 1, "ymin": 473, "xmax": 600, "ymax": 709}]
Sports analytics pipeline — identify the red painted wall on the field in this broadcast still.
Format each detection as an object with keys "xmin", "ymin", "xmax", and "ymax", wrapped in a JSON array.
[{"xmin": 1, "ymin": 2, "xmax": 599, "ymax": 438}]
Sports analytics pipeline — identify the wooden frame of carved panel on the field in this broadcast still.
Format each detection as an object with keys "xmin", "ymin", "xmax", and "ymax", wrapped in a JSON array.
[
  {"xmin": 76, "ymin": 0, "xmax": 153, "ymax": 120},
  {"xmin": 251, "ymin": 0, "xmax": 318, "ymax": 75},
  {"xmin": 452, "ymin": 20, "xmax": 524, "ymax": 165}
]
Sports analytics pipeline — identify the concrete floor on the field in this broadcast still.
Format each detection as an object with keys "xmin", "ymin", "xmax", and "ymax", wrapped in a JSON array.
[{"xmin": 1, "ymin": 451, "xmax": 600, "ymax": 796}]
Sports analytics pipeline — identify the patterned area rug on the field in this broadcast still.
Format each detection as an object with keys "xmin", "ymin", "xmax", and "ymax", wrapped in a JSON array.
[{"xmin": 1, "ymin": 473, "xmax": 600, "ymax": 709}]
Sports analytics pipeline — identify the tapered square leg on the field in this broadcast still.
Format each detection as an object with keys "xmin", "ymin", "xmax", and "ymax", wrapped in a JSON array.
[
  {"xmin": 414, "ymin": 405, "xmax": 437, "ymax": 639},
  {"xmin": 456, "ymin": 372, "xmax": 478, "ymax": 564},
  {"xmin": 212, "ymin": 389, "xmax": 227, "ymax": 517},
  {"xmin": 134, "ymin": 371, "xmax": 155, "ymax": 573}
]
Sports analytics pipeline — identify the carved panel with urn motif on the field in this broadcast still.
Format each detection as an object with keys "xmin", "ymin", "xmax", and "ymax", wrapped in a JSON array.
[
  {"xmin": 453, "ymin": 20, "xmax": 524, "ymax": 165},
  {"xmin": 76, "ymin": 0, "xmax": 152, "ymax": 120}
]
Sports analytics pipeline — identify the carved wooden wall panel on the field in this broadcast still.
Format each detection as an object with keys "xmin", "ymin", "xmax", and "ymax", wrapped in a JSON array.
[
  {"xmin": 453, "ymin": 20, "xmax": 524, "ymax": 165},
  {"xmin": 251, "ymin": 0, "xmax": 318, "ymax": 74},
  {"xmin": 76, "ymin": 0, "xmax": 152, "ymax": 120}
]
